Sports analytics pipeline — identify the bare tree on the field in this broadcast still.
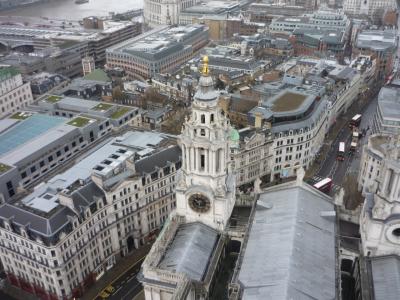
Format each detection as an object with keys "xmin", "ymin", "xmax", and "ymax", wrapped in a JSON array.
[{"xmin": 342, "ymin": 174, "xmax": 363, "ymax": 210}]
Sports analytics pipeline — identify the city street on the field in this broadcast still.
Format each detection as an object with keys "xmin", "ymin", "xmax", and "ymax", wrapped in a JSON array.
[
  {"xmin": 309, "ymin": 86, "xmax": 380, "ymax": 191},
  {"xmin": 93, "ymin": 256, "xmax": 145, "ymax": 300}
]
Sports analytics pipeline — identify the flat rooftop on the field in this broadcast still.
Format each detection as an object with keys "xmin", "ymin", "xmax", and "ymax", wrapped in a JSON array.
[
  {"xmin": 356, "ymin": 30, "xmax": 397, "ymax": 51},
  {"xmin": 107, "ymin": 25, "xmax": 206, "ymax": 60},
  {"xmin": 182, "ymin": 0, "xmax": 239, "ymax": 14},
  {"xmin": 0, "ymin": 114, "xmax": 67, "ymax": 156},
  {"xmin": 272, "ymin": 91, "xmax": 307, "ymax": 112}
]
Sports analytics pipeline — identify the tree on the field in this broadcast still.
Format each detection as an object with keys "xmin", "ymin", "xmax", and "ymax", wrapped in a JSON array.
[
  {"xmin": 112, "ymin": 86, "xmax": 126, "ymax": 102},
  {"xmin": 342, "ymin": 174, "xmax": 363, "ymax": 210}
]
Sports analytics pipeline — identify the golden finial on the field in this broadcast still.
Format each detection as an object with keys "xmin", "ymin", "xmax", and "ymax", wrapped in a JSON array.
[{"xmin": 202, "ymin": 55, "xmax": 209, "ymax": 76}]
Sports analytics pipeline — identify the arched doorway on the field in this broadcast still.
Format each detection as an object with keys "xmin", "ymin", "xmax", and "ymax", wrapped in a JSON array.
[{"xmin": 127, "ymin": 236, "xmax": 135, "ymax": 252}]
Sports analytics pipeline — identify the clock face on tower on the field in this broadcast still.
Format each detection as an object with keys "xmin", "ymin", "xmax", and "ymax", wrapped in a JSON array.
[{"xmin": 188, "ymin": 193, "xmax": 211, "ymax": 213}]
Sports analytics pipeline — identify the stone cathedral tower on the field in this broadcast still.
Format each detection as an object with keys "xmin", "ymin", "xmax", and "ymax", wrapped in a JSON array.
[{"xmin": 175, "ymin": 56, "xmax": 236, "ymax": 231}]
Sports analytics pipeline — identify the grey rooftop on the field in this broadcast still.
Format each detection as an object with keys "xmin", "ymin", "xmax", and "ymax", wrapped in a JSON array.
[
  {"xmin": 356, "ymin": 30, "xmax": 397, "ymax": 52},
  {"xmin": 370, "ymin": 255, "xmax": 400, "ymax": 300},
  {"xmin": 378, "ymin": 87, "xmax": 400, "ymax": 121},
  {"xmin": 238, "ymin": 185, "xmax": 336, "ymax": 300},
  {"xmin": 158, "ymin": 222, "xmax": 219, "ymax": 282}
]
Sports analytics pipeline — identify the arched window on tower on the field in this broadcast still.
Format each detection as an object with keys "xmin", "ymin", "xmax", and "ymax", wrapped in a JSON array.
[
  {"xmin": 201, "ymin": 114, "xmax": 205, "ymax": 124},
  {"xmin": 200, "ymin": 148, "xmax": 205, "ymax": 171},
  {"xmin": 210, "ymin": 114, "xmax": 214, "ymax": 123},
  {"xmin": 200, "ymin": 129, "xmax": 205, "ymax": 136}
]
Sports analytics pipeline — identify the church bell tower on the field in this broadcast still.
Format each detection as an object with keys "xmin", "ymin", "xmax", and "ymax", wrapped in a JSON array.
[{"xmin": 175, "ymin": 56, "xmax": 236, "ymax": 231}]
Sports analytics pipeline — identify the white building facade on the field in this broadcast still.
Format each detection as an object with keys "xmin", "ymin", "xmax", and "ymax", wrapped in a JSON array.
[
  {"xmin": 360, "ymin": 136, "xmax": 400, "ymax": 257},
  {"xmin": 357, "ymin": 134, "xmax": 391, "ymax": 195},
  {"xmin": 144, "ymin": 0, "xmax": 199, "ymax": 26},
  {"xmin": 0, "ymin": 133, "xmax": 181, "ymax": 299},
  {"xmin": 140, "ymin": 57, "xmax": 236, "ymax": 300},
  {"xmin": 343, "ymin": 0, "xmax": 397, "ymax": 21},
  {"xmin": 0, "ymin": 67, "xmax": 33, "ymax": 119}
]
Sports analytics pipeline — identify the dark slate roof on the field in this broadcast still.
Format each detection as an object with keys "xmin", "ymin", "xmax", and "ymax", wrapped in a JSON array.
[
  {"xmin": 71, "ymin": 181, "xmax": 105, "ymax": 212},
  {"xmin": 0, "ymin": 203, "xmax": 75, "ymax": 237},
  {"xmin": 135, "ymin": 145, "xmax": 181, "ymax": 175}
]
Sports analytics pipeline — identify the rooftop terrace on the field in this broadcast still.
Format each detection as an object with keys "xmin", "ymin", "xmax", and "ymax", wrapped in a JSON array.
[
  {"xmin": 272, "ymin": 92, "xmax": 307, "ymax": 112},
  {"xmin": 0, "ymin": 163, "xmax": 11, "ymax": 174},
  {"xmin": 111, "ymin": 107, "xmax": 131, "ymax": 119},
  {"xmin": 10, "ymin": 112, "xmax": 31, "ymax": 120},
  {"xmin": 45, "ymin": 95, "xmax": 62, "ymax": 103},
  {"xmin": 67, "ymin": 116, "xmax": 94, "ymax": 127},
  {"xmin": 92, "ymin": 103, "xmax": 114, "ymax": 111}
]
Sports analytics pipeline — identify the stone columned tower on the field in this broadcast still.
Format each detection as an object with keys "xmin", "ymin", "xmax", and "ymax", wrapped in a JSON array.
[{"xmin": 175, "ymin": 56, "xmax": 236, "ymax": 231}]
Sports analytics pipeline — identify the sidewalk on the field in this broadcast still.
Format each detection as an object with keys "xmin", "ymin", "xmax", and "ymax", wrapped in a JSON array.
[
  {"xmin": 1, "ymin": 283, "xmax": 39, "ymax": 300},
  {"xmin": 82, "ymin": 244, "xmax": 152, "ymax": 300}
]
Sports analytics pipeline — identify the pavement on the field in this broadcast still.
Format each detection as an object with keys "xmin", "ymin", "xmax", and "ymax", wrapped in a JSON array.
[
  {"xmin": 0, "ymin": 290, "xmax": 18, "ymax": 300},
  {"xmin": 83, "ymin": 244, "xmax": 152, "ymax": 300}
]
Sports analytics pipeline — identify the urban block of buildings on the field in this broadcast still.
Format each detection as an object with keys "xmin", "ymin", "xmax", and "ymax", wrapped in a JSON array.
[
  {"xmin": 0, "ymin": 18, "xmax": 142, "ymax": 78},
  {"xmin": 0, "ymin": 67, "xmax": 34, "ymax": 119},
  {"xmin": 106, "ymin": 25, "xmax": 209, "ymax": 79},
  {"xmin": 343, "ymin": 0, "xmax": 397, "ymax": 23},
  {"xmin": 139, "ymin": 57, "xmax": 339, "ymax": 300},
  {"xmin": 0, "ymin": 96, "xmax": 140, "ymax": 203},
  {"xmin": 0, "ymin": 130, "xmax": 181, "ymax": 299}
]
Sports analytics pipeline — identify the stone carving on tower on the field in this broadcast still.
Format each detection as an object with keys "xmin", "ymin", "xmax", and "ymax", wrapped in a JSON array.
[
  {"xmin": 360, "ymin": 135, "xmax": 400, "ymax": 257},
  {"xmin": 175, "ymin": 56, "xmax": 236, "ymax": 231}
]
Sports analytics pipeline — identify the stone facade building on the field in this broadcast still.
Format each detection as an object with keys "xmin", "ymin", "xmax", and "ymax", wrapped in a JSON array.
[{"xmin": 0, "ymin": 67, "xmax": 33, "ymax": 119}]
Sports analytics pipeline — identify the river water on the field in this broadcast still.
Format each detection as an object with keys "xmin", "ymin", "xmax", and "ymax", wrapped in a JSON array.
[{"xmin": 0, "ymin": 0, "xmax": 144, "ymax": 20}]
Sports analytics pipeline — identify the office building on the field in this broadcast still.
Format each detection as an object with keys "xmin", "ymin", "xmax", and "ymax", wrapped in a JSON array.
[
  {"xmin": 269, "ymin": 8, "xmax": 350, "ymax": 36},
  {"xmin": 0, "ymin": 67, "xmax": 33, "ymax": 119},
  {"xmin": 353, "ymin": 30, "xmax": 397, "ymax": 81},
  {"xmin": 0, "ymin": 19, "xmax": 142, "ymax": 66},
  {"xmin": 289, "ymin": 28, "xmax": 347, "ymax": 62},
  {"xmin": 204, "ymin": 46, "xmax": 265, "ymax": 76},
  {"xmin": 0, "ymin": 130, "xmax": 181, "ymax": 299},
  {"xmin": 248, "ymin": 86, "xmax": 329, "ymax": 179},
  {"xmin": 179, "ymin": 0, "xmax": 241, "ymax": 25},
  {"xmin": 231, "ymin": 127, "xmax": 273, "ymax": 186},
  {"xmin": 106, "ymin": 25, "xmax": 209, "ymax": 79},
  {"xmin": 373, "ymin": 81, "xmax": 400, "ymax": 135},
  {"xmin": 0, "ymin": 96, "xmax": 140, "ymax": 202},
  {"xmin": 343, "ymin": 0, "xmax": 397, "ymax": 23},
  {"xmin": 144, "ymin": 0, "xmax": 199, "ymax": 26}
]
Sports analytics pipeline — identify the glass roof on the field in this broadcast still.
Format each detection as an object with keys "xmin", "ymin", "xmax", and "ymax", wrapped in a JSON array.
[{"xmin": 0, "ymin": 114, "xmax": 67, "ymax": 156}]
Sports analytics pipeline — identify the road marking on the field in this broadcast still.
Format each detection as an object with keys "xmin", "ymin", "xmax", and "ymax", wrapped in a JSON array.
[
  {"xmin": 122, "ymin": 282, "xmax": 141, "ymax": 300},
  {"xmin": 115, "ymin": 286, "xmax": 123, "ymax": 294},
  {"xmin": 128, "ymin": 276, "xmax": 136, "ymax": 282}
]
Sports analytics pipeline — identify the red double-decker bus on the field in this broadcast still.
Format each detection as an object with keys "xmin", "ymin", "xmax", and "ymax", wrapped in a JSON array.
[
  {"xmin": 313, "ymin": 178, "xmax": 333, "ymax": 194},
  {"xmin": 349, "ymin": 114, "xmax": 362, "ymax": 128}
]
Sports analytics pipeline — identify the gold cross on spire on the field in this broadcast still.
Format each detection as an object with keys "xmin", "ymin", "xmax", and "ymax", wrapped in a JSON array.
[{"xmin": 202, "ymin": 55, "xmax": 209, "ymax": 76}]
